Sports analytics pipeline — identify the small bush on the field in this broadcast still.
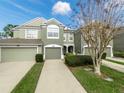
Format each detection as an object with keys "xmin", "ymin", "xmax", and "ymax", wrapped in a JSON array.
[
  {"xmin": 101, "ymin": 53, "xmax": 107, "ymax": 59},
  {"xmin": 35, "ymin": 54, "xmax": 43, "ymax": 63},
  {"xmin": 65, "ymin": 55, "xmax": 93, "ymax": 67}
]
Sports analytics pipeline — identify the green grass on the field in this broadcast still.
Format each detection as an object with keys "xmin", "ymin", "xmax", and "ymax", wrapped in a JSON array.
[
  {"xmin": 106, "ymin": 59, "xmax": 124, "ymax": 65},
  {"xmin": 11, "ymin": 63, "xmax": 44, "ymax": 93},
  {"xmin": 70, "ymin": 66, "xmax": 124, "ymax": 93}
]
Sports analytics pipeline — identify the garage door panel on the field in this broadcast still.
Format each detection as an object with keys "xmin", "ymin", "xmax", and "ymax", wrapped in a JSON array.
[
  {"xmin": 1, "ymin": 47, "xmax": 37, "ymax": 62},
  {"xmin": 46, "ymin": 48, "xmax": 61, "ymax": 59},
  {"xmin": 84, "ymin": 47, "xmax": 111, "ymax": 57}
]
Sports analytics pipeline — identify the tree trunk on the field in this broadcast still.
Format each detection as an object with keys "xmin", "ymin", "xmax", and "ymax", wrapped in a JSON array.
[{"xmin": 94, "ymin": 64, "xmax": 101, "ymax": 76}]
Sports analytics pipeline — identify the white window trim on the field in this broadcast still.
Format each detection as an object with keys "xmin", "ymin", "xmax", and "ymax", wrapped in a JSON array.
[
  {"xmin": 25, "ymin": 29, "xmax": 38, "ymax": 39},
  {"xmin": 68, "ymin": 33, "xmax": 74, "ymax": 42},
  {"xmin": 47, "ymin": 25, "xmax": 59, "ymax": 39}
]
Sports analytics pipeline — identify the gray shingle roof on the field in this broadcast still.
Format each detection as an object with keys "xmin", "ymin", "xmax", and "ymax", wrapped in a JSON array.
[{"xmin": 0, "ymin": 38, "xmax": 43, "ymax": 46}]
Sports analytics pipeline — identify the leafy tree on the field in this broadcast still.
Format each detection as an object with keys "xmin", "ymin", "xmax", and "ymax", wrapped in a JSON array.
[
  {"xmin": 3, "ymin": 24, "xmax": 18, "ymax": 37},
  {"xmin": 72, "ymin": 0, "xmax": 124, "ymax": 75}
]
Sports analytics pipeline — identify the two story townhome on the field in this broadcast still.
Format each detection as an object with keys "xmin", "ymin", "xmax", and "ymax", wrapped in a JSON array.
[
  {"xmin": 0, "ymin": 17, "xmax": 75, "ymax": 62},
  {"xmin": 0, "ymin": 17, "xmax": 114, "ymax": 62}
]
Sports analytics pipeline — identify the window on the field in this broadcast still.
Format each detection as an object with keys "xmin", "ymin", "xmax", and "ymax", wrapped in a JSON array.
[
  {"xmin": 47, "ymin": 25, "xmax": 59, "ymax": 39},
  {"xmin": 25, "ymin": 29, "xmax": 38, "ymax": 39},
  {"xmin": 68, "ymin": 33, "xmax": 74, "ymax": 42}
]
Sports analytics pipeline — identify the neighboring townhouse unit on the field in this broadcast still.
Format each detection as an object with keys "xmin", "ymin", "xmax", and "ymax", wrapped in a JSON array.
[
  {"xmin": 74, "ymin": 29, "xmax": 113, "ymax": 57},
  {"xmin": 63, "ymin": 29, "xmax": 75, "ymax": 55},
  {"xmin": 0, "ymin": 17, "xmax": 75, "ymax": 62},
  {"xmin": 0, "ymin": 17, "xmax": 114, "ymax": 62},
  {"xmin": 113, "ymin": 27, "xmax": 124, "ymax": 52}
]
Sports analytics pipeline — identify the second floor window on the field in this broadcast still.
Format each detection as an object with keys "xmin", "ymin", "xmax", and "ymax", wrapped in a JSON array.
[
  {"xmin": 25, "ymin": 30, "xmax": 38, "ymax": 39},
  {"xmin": 47, "ymin": 25, "xmax": 59, "ymax": 39}
]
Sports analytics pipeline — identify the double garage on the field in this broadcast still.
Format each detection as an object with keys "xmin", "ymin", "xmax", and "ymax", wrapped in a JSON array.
[
  {"xmin": 1, "ymin": 47, "xmax": 37, "ymax": 62},
  {"xmin": 0, "ymin": 44, "xmax": 63, "ymax": 62}
]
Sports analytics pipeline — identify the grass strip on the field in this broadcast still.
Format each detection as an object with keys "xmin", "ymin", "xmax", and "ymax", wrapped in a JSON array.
[
  {"xmin": 106, "ymin": 59, "xmax": 124, "ymax": 65},
  {"xmin": 70, "ymin": 65, "xmax": 124, "ymax": 93},
  {"xmin": 11, "ymin": 63, "xmax": 43, "ymax": 93}
]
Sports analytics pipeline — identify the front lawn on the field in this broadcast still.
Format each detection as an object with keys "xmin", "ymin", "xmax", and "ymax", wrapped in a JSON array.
[
  {"xmin": 11, "ymin": 63, "xmax": 44, "ymax": 93},
  {"xmin": 70, "ymin": 66, "xmax": 124, "ymax": 93},
  {"xmin": 106, "ymin": 59, "xmax": 124, "ymax": 65}
]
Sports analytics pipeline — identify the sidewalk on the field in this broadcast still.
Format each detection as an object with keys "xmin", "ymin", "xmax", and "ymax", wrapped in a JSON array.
[
  {"xmin": 107, "ymin": 57, "xmax": 124, "ymax": 63},
  {"xmin": 102, "ymin": 60, "xmax": 124, "ymax": 73},
  {"xmin": 35, "ymin": 60, "xmax": 87, "ymax": 93}
]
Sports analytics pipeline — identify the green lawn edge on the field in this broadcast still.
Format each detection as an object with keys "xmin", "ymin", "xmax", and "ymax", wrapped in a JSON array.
[
  {"xmin": 11, "ymin": 63, "xmax": 44, "ymax": 93},
  {"xmin": 106, "ymin": 59, "xmax": 124, "ymax": 65},
  {"xmin": 70, "ymin": 66, "xmax": 124, "ymax": 93}
]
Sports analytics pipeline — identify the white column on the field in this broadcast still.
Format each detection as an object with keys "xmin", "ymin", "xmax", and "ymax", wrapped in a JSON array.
[
  {"xmin": 83, "ymin": 47, "xmax": 85, "ymax": 55},
  {"xmin": 61, "ymin": 46, "xmax": 64, "ymax": 59},
  {"xmin": 37, "ymin": 46, "xmax": 39, "ymax": 54},
  {"xmin": 0, "ymin": 47, "xmax": 1, "ymax": 62},
  {"xmin": 43, "ymin": 47, "xmax": 46, "ymax": 60},
  {"xmin": 73, "ymin": 45, "xmax": 75, "ymax": 54},
  {"xmin": 66, "ymin": 45, "xmax": 68, "ymax": 53},
  {"xmin": 111, "ymin": 46, "xmax": 113, "ymax": 57}
]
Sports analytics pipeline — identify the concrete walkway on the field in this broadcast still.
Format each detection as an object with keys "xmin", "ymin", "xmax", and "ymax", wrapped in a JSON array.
[
  {"xmin": 107, "ymin": 57, "xmax": 124, "ymax": 63},
  {"xmin": 102, "ymin": 60, "xmax": 124, "ymax": 73},
  {"xmin": 0, "ymin": 62, "xmax": 34, "ymax": 93},
  {"xmin": 35, "ymin": 60, "xmax": 87, "ymax": 93}
]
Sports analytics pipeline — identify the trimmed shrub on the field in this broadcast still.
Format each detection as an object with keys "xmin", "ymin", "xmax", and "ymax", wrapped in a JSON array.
[
  {"xmin": 65, "ymin": 55, "xmax": 93, "ymax": 67},
  {"xmin": 101, "ymin": 53, "xmax": 107, "ymax": 59},
  {"xmin": 35, "ymin": 54, "xmax": 43, "ymax": 63}
]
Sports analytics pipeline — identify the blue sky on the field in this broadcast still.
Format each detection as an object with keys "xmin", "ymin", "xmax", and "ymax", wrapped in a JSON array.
[{"xmin": 0, "ymin": 0, "xmax": 77, "ymax": 31}]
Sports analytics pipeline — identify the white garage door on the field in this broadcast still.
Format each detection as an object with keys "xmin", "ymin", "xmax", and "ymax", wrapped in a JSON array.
[
  {"xmin": 1, "ymin": 47, "xmax": 37, "ymax": 62},
  {"xmin": 45, "ymin": 47, "xmax": 61, "ymax": 59}
]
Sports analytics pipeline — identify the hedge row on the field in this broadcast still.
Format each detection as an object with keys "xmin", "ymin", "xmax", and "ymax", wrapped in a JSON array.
[
  {"xmin": 114, "ymin": 51, "xmax": 124, "ymax": 58},
  {"xmin": 65, "ymin": 53, "xmax": 107, "ymax": 67},
  {"xmin": 65, "ymin": 55, "xmax": 93, "ymax": 67}
]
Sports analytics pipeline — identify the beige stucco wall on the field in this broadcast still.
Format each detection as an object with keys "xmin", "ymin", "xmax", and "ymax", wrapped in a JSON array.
[{"xmin": 14, "ymin": 29, "xmax": 25, "ymax": 38}]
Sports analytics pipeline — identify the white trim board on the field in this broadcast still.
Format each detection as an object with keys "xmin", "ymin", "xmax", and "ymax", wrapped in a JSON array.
[{"xmin": 0, "ymin": 46, "xmax": 39, "ymax": 54}]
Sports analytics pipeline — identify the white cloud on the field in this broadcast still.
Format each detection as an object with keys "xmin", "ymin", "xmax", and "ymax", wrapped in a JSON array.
[{"xmin": 52, "ymin": 1, "xmax": 72, "ymax": 15}]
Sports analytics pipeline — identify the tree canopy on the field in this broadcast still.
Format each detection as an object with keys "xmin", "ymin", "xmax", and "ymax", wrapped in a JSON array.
[{"xmin": 3, "ymin": 24, "xmax": 18, "ymax": 37}]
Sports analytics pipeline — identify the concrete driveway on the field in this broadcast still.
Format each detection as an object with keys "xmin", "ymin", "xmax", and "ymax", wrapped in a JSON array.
[
  {"xmin": 0, "ymin": 62, "xmax": 35, "ymax": 93},
  {"xmin": 35, "ymin": 60, "xmax": 87, "ymax": 93}
]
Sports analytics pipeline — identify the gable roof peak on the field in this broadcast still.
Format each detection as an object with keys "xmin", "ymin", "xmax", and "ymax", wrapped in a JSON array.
[
  {"xmin": 47, "ymin": 18, "xmax": 64, "ymax": 26},
  {"xmin": 13, "ymin": 17, "xmax": 47, "ymax": 30}
]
